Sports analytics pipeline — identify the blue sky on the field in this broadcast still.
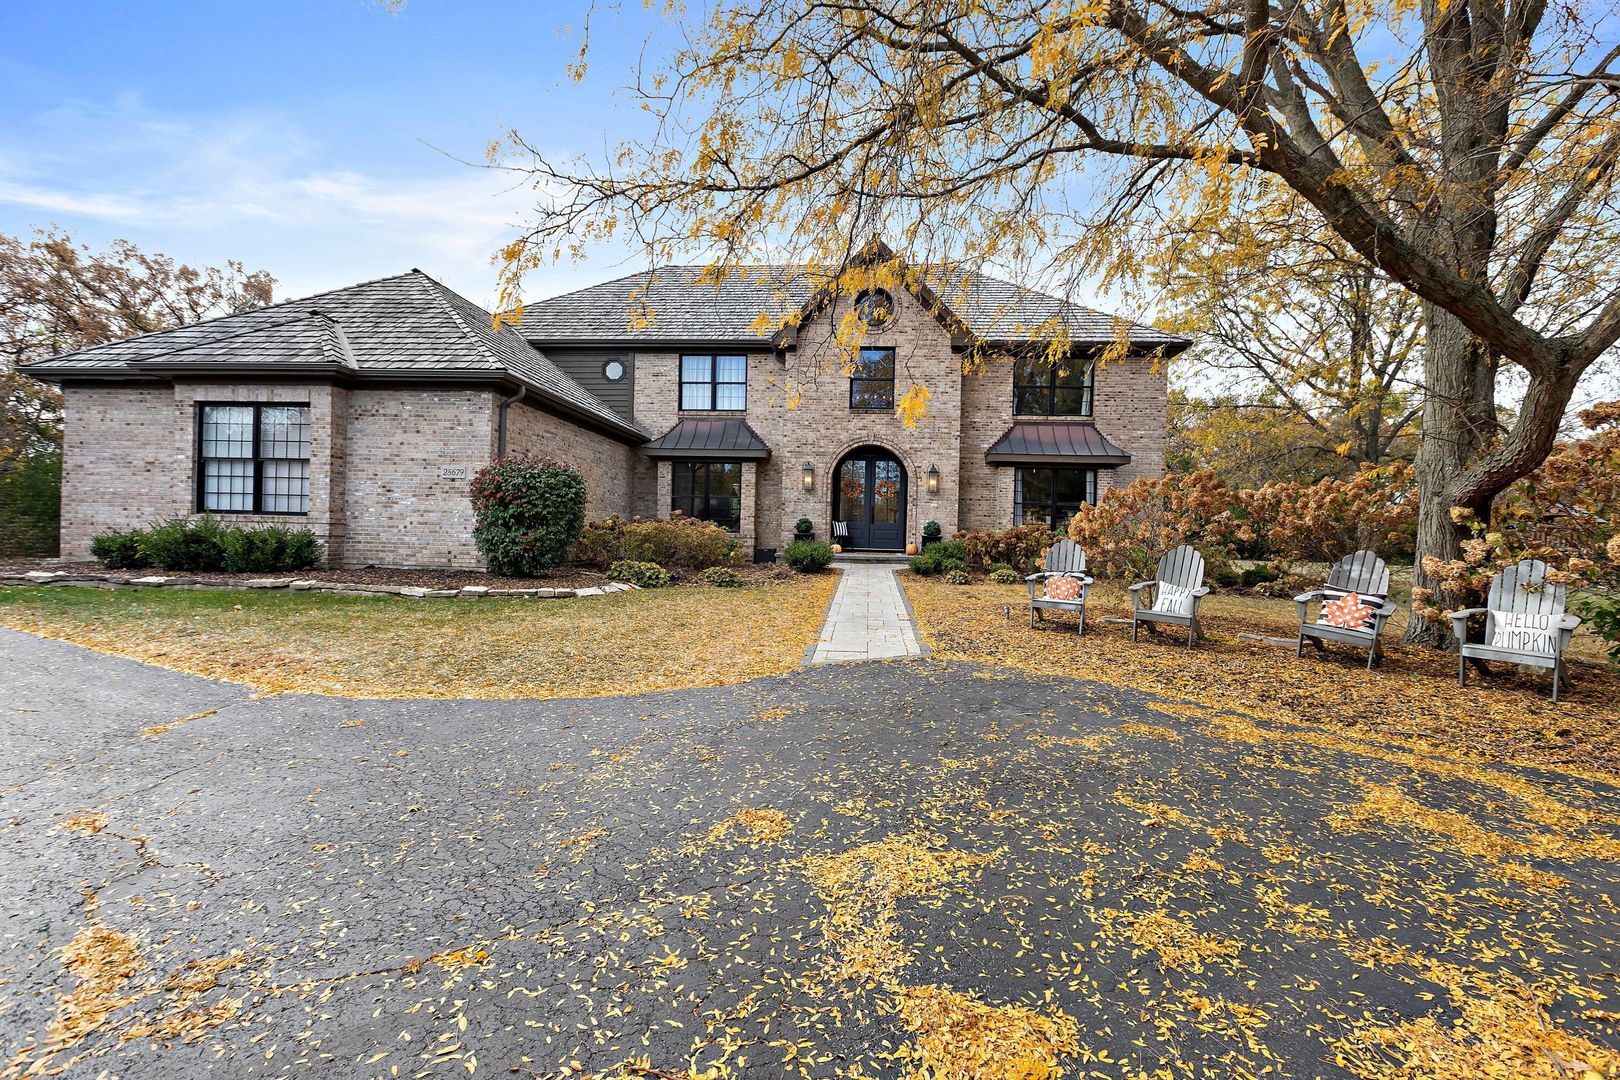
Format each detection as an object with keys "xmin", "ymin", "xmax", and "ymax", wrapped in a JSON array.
[{"xmin": 0, "ymin": 1, "xmax": 668, "ymax": 306}]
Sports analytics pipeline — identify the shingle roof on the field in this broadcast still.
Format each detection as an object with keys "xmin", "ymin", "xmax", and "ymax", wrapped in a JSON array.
[
  {"xmin": 520, "ymin": 264, "xmax": 1190, "ymax": 350},
  {"xmin": 643, "ymin": 417, "xmax": 772, "ymax": 459},
  {"xmin": 985, "ymin": 422, "xmax": 1133, "ymax": 466},
  {"xmin": 23, "ymin": 270, "xmax": 644, "ymax": 442}
]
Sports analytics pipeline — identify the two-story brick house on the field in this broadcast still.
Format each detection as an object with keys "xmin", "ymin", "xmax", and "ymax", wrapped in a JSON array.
[{"xmin": 28, "ymin": 244, "xmax": 1187, "ymax": 567}]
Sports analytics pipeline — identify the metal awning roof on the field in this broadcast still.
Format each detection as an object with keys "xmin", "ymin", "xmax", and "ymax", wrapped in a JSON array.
[
  {"xmin": 643, "ymin": 417, "xmax": 772, "ymax": 460},
  {"xmin": 985, "ymin": 422, "xmax": 1132, "ymax": 466}
]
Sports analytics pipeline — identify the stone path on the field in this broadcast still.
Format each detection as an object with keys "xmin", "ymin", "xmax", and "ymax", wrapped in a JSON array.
[{"xmin": 808, "ymin": 563, "xmax": 926, "ymax": 663}]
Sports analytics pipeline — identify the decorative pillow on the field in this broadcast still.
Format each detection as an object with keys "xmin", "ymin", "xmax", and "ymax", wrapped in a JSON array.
[
  {"xmin": 1320, "ymin": 591, "xmax": 1376, "ymax": 631},
  {"xmin": 1152, "ymin": 582, "xmax": 1195, "ymax": 616},
  {"xmin": 1044, "ymin": 575, "xmax": 1084, "ymax": 602},
  {"xmin": 1489, "ymin": 608, "xmax": 1557, "ymax": 655}
]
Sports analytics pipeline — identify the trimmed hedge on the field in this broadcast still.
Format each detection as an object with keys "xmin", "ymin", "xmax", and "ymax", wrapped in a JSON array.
[
  {"xmin": 573, "ymin": 514, "xmax": 736, "ymax": 569},
  {"xmin": 468, "ymin": 456, "xmax": 588, "ymax": 577},
  {"xmin": 783, "ymin": 539, "xmax": 835, "ymax": 572},
  {"xmin": 90, "ymin": 517, "xmax": 321, "ymax": 573}
]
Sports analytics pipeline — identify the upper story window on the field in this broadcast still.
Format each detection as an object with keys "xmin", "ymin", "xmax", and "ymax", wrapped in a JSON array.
[
  {"xmin": 680, "ymin": 354, "xmax": 747, "ymax": 410},
  {"xmin": 849, "ymin": 347, "xmax": 896, "ymax": 411},
  {"xmin": 854, "ymin": 288, "xmax": 895, "ymax": 329},
  {"xmin": 198, "ymin": 403, "xmax": 311, "ymax": 515},
  {"xmin": 1013, "ymin": 356, "xmax": 1094, "ymax": 416}
]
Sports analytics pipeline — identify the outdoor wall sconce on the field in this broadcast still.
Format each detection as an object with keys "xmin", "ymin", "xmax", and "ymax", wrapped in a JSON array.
[
  {"xmin": 926, "ymin": 464, "xmax": 940, "ymax": 494},
  {"xmin": 802, "ymin": 461, "xmax": 816, "ymax": 492}
]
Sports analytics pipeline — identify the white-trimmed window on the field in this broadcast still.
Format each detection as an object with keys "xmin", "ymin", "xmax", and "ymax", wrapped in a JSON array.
[{"xmin": 198, "ymin": 403, "xmax": 311, "ymax": 514}]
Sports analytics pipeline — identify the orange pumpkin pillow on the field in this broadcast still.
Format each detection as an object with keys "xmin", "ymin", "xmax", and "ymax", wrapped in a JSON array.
[
  {"xmin": 1044, "ymin": 575, "xmax": 1083, "ymax": 601},
  {"xmin": 1321, "ymin": 591, "xmax": 1375, "ymax": 630}
]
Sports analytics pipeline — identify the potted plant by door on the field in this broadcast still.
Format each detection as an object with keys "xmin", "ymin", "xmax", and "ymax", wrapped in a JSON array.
[
  {"xmin": 922, "ymin": 521, "xmax": 943, "ymax": 550},
  {"xmin": 794, "ymin": 517, "xmax": 815, "ymax": 543}
]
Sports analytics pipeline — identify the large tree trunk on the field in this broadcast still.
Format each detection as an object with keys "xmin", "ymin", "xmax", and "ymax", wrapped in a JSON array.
[{"xmin": 1405, "ymin": 303, "xmax": 1497, "ymax": 645}]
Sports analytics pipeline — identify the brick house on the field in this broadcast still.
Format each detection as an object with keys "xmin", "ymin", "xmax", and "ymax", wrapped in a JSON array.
[{"xmin": 27, "ymin": 244, "xmax": 1187, "ymax": 567}]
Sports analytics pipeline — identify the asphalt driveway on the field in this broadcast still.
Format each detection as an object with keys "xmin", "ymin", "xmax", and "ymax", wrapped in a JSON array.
[{"xmin": 2, "ymin": 628, "xmax": 1616, "ymax": 1079}]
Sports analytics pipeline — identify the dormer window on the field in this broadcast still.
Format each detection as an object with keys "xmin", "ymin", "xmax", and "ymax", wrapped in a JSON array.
[
  {"xmin": 853, "ymin": 288, "xmax": 895, "ymax": 329},
  {"xmin": 1013, "ymin": 356, "xmax": 1094, "ymax": 417}
]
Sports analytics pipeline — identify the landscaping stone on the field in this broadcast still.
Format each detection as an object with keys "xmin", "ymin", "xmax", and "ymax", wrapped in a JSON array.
[{"xmin": 244, "ymin": 578, "xmax": 295, "ymax": 589}]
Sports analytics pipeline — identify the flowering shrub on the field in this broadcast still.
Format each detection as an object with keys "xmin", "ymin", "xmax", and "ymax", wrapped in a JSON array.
[
  {"xmin": 958, "ymin": 524, "xmax": 1061, "ymax": 572},
  {"xmin": 572, "ymin": 513, "xmax": 735, "ymax": 569},
  {"xmin": 1236, "ymin": 463, "xmax": 1417, "ymax": 567},
  {"xmin": 1414, "ymin": 403, "xmax": 1619, "ymax": 619},
  {"xmin": 1066, "ymin": 471, "xmax": 1243, "ymax": 581},
  {"xmin": 469, "ymin": 456, "xmax": 587, "ymax": 576}
]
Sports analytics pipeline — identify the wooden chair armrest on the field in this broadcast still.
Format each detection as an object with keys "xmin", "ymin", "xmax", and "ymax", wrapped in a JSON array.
[
  {"xmin": 1127, "ymin": 581, "xmax": 1154, "ymax": 592},
  {"xmin": 1190, "ymin": 586, "xmax": 1210, "ymax": 598},
  {"xmin": 1448, "ymin": 607, "xmax": 1486, "ymax": 622},
  {"xmin": 1558, "ymin": 613, "xmax": 1583, "ymax": 632},
  {"xmin": 1025, "ymin": 571, "xmax": 1053, "ymax": 581},
  {"xmin": 1294, "ymin": 589, "xmax": 1326, "ymax": 603},
  {"xmin": 1374, "ymin": 599, "xmax": 1398, "ymax": 617}
]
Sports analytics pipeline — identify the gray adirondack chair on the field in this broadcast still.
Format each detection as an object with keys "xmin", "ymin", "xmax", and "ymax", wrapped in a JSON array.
[
  {"xmin": 1295, "ymin": 550, "xmax": 1398, "ymax": 670},
  {"xmin": 1026, "ymin": 539, "xmax": 1094, "ymax": 633},
  {"xmin": 1129, "ymin": 545, "xmax": 1209, "ymax": 649},
  {"xmin": 1450, "ymin": 559, "xmax": 1581, "ymax": 702}
]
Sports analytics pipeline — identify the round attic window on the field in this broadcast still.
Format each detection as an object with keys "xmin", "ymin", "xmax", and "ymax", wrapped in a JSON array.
[
  {"xmin": 603, "ymin": 359, "xmax": 626, "ymax": 382},
  {"xmin": 854, "ymin": 288, "xmax": 895, "ymax": 328}
]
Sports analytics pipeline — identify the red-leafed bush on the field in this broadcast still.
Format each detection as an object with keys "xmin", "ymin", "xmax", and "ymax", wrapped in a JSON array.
[
  {"xmin": 957, "ymin": 524, "xmax": 1062, "ymax": 573},
  {"xmin": 469, "ymin": 456, "xmax": 587, "ymax": 576},
  {"xmin": 1236, "ymin": 463, "xmax": 1417, "ymax": 567},
  {"xmin": 1066, "ymin": 471, "xmax": 1243, "ymax": 581}
]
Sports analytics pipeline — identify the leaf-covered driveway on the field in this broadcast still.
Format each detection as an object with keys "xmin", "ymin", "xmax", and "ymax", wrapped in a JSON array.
[{"xmin": 3, "ymin": 629, "xmax": 1617, "ymax": 1080}]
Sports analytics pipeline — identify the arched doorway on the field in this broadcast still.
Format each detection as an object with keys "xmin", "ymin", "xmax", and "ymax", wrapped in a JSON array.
[{"xmin": 834, "ymin": 447, "xmax": 906, "ymax": 551}]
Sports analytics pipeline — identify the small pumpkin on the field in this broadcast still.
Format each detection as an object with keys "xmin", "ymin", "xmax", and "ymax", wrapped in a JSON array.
[
  {"xmin": 905, "ymin": 542, "xmax": 919, "ymax": 555},
  {"xmin": 831, "ymin": 544, "xmax": 843, "ymax": 554}
]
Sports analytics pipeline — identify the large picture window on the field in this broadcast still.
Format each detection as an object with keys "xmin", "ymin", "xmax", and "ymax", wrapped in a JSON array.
[
  {"xmin": 197, "ymin": 403, "xmax": 311, "ymax": 514},
  {"xmin": 1014, "ymin": 467, "xmax": 1095, "ymax": 531},
  {"xmin": 1013, "ymin": 356, "xmax": 1094, "ymax": 416},
  {"xmin": 849, "ymin": 347, "xmax": 896, "ymax": 410},
  {"xmin": 680, "ymin": 354, "xmax": 747, "ymax": 411},
  {"xmin": 671, "ymin": 460, "xmax": 742, "ymax": 531}
]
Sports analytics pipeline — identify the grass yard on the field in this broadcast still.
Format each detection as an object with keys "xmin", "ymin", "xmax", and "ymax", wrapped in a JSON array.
[
  {"xmin": 0, "ymin": 575, "xmax": 838, "ymax": 699},
  {"xmin": 905, "ymin": 575, "xmax": 1620, "ymax": 780}
]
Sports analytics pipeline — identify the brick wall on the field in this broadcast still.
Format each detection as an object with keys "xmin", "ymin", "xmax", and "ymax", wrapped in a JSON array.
[
  {"xmin": 1093, "ymin": 356, "xmax": 1168, "ymax": 488},
  {"xmin": 503, "ymin": 397, "xmax": 639, "ymax": 523},
  {"xmin": 632, "ymin": 284, "xmax": 964, "ymax": 551}
]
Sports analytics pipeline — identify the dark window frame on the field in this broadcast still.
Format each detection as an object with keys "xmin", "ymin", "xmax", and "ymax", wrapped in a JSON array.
[
  {"xmin": 1012, "ymin": 356, "xmax": 1095, "ymax": 417},
  {"xmin": 679, "ymin": 353, "xmax": 748, "ymax": 412},
  {"xmin": 671, "ymin": 460, "xmax": 743, "ymax": 532},
  {"xmin": 849, "ymin": 347, "xmax": 896, "ymax": 411},
  {"xmin": 1013, "ymin": 466, "xmax": 1097, "ymax": 531},
  {"xmin": 194, "ymin": 402, "xmax": 312, "ymax": 516}
]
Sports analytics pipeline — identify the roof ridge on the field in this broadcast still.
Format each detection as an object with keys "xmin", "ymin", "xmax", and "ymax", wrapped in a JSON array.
[{"xmin": 408, "ymin": 270, "xmax": 505, "ymax": 368}]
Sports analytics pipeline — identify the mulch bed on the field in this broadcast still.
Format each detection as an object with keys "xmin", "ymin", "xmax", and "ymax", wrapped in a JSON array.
[{"xmin": 0, "ymin": 559, "xmax": 798, "ymax": 591}]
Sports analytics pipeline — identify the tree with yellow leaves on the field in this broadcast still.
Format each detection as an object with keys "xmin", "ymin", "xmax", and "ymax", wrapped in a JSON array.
[{"xmin": 494, "ymin": 0, "xmax": 1620, "ymax": 644}]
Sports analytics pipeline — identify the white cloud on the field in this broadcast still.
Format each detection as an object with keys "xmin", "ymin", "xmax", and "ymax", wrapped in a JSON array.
[{"xmin": 0, "ymin": 95, "xmax": 564, "ymax": 306}]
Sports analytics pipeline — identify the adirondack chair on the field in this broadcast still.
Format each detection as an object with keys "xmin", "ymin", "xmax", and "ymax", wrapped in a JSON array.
[
  {"xmin": 1026, "ymin": 539, "xmax": 1094, "ymax": 633},
  {"xmin": 1129, "ymin": 545, "xmax": 1209, "ymax": 649},
  {"xmin": 1450, "ymin": 559, "xmax": 1582, "ymax": 702},
  {"xmin": 1295, "ymin": 550, "xmax": 1399, "ymax": 670}
]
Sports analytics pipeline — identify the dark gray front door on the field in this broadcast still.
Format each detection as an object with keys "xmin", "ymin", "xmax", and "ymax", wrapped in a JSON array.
[{"xmin": 836, "ymin": 451, "xmax": 906, "ymax": 551}]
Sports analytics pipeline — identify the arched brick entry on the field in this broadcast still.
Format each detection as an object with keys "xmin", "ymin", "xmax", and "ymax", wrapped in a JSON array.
[{"xmin": 833, "ymin": 445, "xmax": 907, "ymax": 551}]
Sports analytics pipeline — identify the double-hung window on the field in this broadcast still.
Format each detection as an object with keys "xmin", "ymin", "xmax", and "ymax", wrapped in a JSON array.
[
  {"xmin": 680, "ymin": 354, "xmax": 747, "ymax": 410},
  {"xmin": 849, "ymin": 347, "xmax": 896, "ymax": 410},
  {"xmin": 197, "ymin": 403, "xmax": 311, "ymax": 514},
  {"xmin": 1014, "ymin": 467, "xmax": 1095, "ymax": 531},
  {"xmin": 671, "ymin": 460, "xmax": 742, "ymax": 531},
  {"xmin": 1013, "ymin": 356, "xmax": 1094, "ymax": 416}
]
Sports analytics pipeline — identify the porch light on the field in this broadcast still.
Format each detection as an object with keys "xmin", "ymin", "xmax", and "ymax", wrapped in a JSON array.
[
  {"xmin": 802, "ymin": 461, "xmax": 816, "ymax": 492},
  {"xmin": 926, "ymin": 464, "xmax": 940, "ymax": 494}
]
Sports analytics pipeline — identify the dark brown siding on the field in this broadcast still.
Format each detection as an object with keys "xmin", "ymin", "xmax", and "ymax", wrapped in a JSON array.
[{"xmin": 545, "ymin": 348, "xmax": 634, "ymax": 421}]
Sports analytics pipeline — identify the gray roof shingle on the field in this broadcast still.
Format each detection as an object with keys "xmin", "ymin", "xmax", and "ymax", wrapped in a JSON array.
[
  {"xmin": 23, "ymin": 270, "xmax": 644, "ymax": 442},
  {"xmin": 520, "ymin": 264, "xmax": 1190, "ymax": 349}
]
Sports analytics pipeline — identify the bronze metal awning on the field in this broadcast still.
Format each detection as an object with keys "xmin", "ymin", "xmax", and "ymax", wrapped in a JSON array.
[
  {"xmin": 985, "ymin": 422, "xmax": 1132, "ymax": 466},
  {"xmin": 642, "ymin": 417, "xmax": 772, "ymax": 460}
]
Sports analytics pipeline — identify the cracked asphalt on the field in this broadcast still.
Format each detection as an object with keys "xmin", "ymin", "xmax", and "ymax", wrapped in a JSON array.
[{"xmin": 2, "ymin": 627, "xmax": 1618, "ymax": 1079}]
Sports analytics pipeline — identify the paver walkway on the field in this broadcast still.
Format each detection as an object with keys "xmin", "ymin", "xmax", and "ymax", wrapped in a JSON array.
[{"xmin": 808, "ymin": 563, "xmax": 925, "ymax": 663}]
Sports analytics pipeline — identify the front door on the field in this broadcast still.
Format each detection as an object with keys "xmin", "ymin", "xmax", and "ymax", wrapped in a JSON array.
[{"xmin": 836, "ymin": 450, "xmax": 906, "ymax": 551}]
